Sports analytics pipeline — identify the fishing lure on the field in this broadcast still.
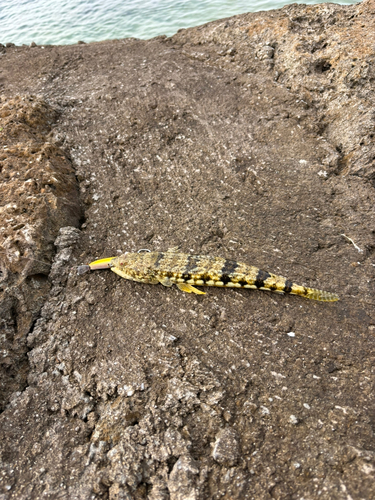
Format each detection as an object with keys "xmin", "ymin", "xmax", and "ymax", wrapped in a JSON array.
[{"xmin": 78, "ymin": 247, "xmax": 339, "ymax": 302}]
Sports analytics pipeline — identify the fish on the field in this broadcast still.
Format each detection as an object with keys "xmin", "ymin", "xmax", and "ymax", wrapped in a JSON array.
[{"xmin": 78, "ymin": 247, "xmax": 339, "ymax": 302}]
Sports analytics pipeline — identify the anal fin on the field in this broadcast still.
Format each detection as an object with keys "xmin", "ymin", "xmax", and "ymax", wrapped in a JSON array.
[{"xmin": 177, "ymin": 283, "xmax": 206, "ymax": 295}]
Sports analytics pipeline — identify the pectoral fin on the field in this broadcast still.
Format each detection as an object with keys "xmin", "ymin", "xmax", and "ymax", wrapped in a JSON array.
[
  {"xmin": 177, "ymin": 283, "xmax": 206, "ymax": 295},
  {"xmin": 159, "ymin": 277, "xmax": 173, "ymax": 287}
]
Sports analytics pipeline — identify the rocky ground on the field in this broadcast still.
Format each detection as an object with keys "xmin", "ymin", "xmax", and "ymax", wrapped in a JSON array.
[{"xmin": 0, "ymin": 0, "xmax": 374, "ymax": 498}]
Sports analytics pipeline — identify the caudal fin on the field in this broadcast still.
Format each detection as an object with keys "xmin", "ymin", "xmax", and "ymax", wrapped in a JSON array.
[{"xmin": 305, "ymin": 288, "xmax": 339, "ymax": 302}]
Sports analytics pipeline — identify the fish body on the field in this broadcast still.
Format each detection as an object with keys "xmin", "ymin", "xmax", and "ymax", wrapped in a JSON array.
[{"xmin": 83, "ymin": 248, "xmax": 339, "ymax": 302}]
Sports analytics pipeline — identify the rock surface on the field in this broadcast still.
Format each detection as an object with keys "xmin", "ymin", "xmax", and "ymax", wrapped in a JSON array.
[
  {"xmin": 0, "ymin": 1, "xmax": 374, "ymax": 499},
  {"xmin": 0, "ymin": 96, "xmax": 81, "ymax": 410}
]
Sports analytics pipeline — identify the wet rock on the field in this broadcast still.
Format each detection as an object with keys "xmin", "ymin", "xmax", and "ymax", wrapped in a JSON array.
[
  {"xmin": 148, "ymin": 477, "xmax": 169, "ymax": 500},
  {"xmin": 167, "ymin": 455, "xmax": 200, "ymax": 500},
  {"xmin": 0, "ymin": 96, "xmax": 81, "ymax": 409},
  {"xmin": 54, "ymin": 226, "xmax": 81, "ymax": 249},
  {"xmin": 165, "ymin": 427, "xmax": 192, "ymax": 456},
  {"xmin": 257, "ymin": 45, "xmax": 274, "ymax": 60},
  {"xmin": 212, "ymin": 428, "xmax": 240, "ymax": 467},
  {"xmin": 106, "ymin": 440, "xmax": 144, "ymax": 491},
  {"xmin": 289, "ymin": 414, "xmax": 299, "ymax": 425}
]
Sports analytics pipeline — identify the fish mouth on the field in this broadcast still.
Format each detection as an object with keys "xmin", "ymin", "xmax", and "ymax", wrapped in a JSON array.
[
  {"xmin": 77, "ymin": 257, "xmax": 115, "ymax": 275},
  {"xmin": 88, "ymin": 257, "xmax": 116, "ymax": 270}
]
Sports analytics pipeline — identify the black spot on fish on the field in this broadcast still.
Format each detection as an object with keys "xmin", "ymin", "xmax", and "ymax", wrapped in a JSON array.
[
  {"xmin": 219, "ymin": 260, "xmax": 239, "ymax": 285},
  {"xmin": 184, "ymin": 255, "xmax": 200, "ymax": 274},
  {"xmin": 220, "ymin": 259, "xmax": 239, "ymax": 277},
  {"xmin": 254, "ymin": 269, "xmax": 271, "ymax": 288},
  {"xmin": 221, "ymin": 275, "xmax": 231, "ymax": 284},
  {"xmin": 153, "ymin": 252, "xmax": 166, "ymax": 269},
  {"xmin": 283, "ymin": 280, "xmax": 293, "ymax": 294}
]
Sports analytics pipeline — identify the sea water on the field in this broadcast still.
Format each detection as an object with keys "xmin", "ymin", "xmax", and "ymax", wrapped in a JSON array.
[{"xmin": 1, "ymin": 0, "xmax": 359, "ymax": 46}]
